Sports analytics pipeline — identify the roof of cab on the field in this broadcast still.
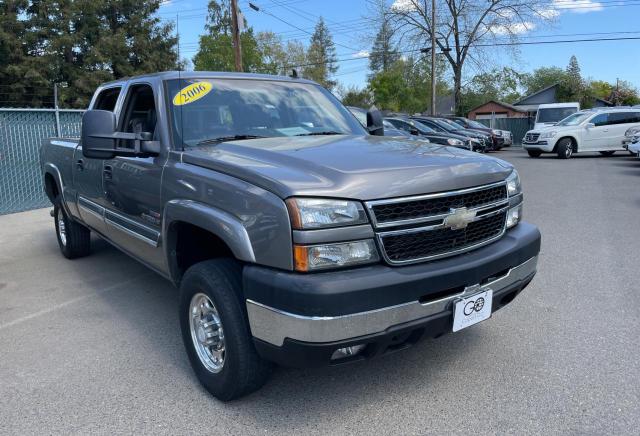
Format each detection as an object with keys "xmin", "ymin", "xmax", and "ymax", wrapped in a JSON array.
[{"xmin": 100, "ymin": 71, "xmax": 317, "ymax": 87}]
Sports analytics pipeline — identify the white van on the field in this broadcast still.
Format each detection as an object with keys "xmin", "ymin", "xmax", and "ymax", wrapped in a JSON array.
[
  {"xmin": 534, "ymin": 103, "xmax": 580, "ymax": 130},
  {"xmin": 523, "ymin": 108, "xmax": 640, "ymax": 159}
]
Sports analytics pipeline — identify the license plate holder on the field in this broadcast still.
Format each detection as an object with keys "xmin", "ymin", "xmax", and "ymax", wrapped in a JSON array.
[{"xmin": 452, "ymin": 290, "xmax": 493, "ymax": 332}]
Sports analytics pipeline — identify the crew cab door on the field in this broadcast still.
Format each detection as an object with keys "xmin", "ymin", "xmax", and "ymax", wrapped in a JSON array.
[
  {"xmin": 73, "ymin": 86, "xmax": 122, "ymax": 234},
  {"xmin": 582, "ymin": 113, "xmax": 610, "ymax": 151},
  {"xmin": 101, "ymin": 82, "xmax": 167, "ymax": 271}
]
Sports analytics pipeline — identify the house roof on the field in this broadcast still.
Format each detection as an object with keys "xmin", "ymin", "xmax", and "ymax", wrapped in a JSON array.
[
  {"xmin": 467, "ymin": 100, "xmax": 526, "ymax": 114},
  {"xmin": 513, "ymin": 83, "xmax": 559, "ymax": 106}
]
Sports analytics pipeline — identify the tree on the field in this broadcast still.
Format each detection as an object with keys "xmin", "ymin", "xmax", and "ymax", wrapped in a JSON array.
[
  {"xmin": 339, "ymin": 85, "xmax": 373, "ymax": 108},
  {"xmin": 368, "ymin": 13, "xmax": 399, "ymax": 77},
  {"xmin": 560, "ymin": 55, "xmax": 585, "ymax": 103},
  {"xmin": 460, "ymin": 67, "xmax": 523, "ymax": 114},
  {"xmin": 194, "ymin": 1, "xmax": 263, "ymax": 72},
  {"xmin": 609, "ymin": 80, "xmax": 640, "ymax": 106},
  {"xmin": 255, "ymin": 31, "xmax": 307, "ymax": 76},
  {"xmin": 521, "ymin": 67, "xmax": 568, "ymax": 96},
  {"xmin": 387, "ymin": 0, "xmax": 554, "ymax": 114},
  {"xmin": 305, "ymin": 18, "xmax": 338, "ymax": 89}
]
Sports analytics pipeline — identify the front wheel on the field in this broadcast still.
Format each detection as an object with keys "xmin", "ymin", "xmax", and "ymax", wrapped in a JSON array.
[
  {"xmin": 556, "ymin": 138, "xmax": 573, "ymax": 159},
  {"xmin": 179, "ymin": 259, "xmax": 272, "ymax": 401},
  {"xmin": 527, "ymin": 149, "xmax": 542, "ymax": 158},
  {"xmin": 599, "ymin": 151, "xmax": 615, "ymax": 156}
]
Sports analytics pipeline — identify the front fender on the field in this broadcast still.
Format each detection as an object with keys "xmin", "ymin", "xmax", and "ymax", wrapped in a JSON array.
[{"xmin": 163, "ymin": 199, "xmax": 257, "ymax": 268}]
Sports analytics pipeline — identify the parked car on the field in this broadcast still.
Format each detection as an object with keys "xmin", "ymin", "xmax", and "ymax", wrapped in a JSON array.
[
  {"xmin": 347, "ymin": 106, "xmax": 410, "ymax": 137},
  {"xmin": 523, "ymin": 108, "xmax": 640, "ymax": 159},
  {"xmin": 385, "ymin": 116, "xmax": 485, "ymax": 151},
  {"xmin": 40, "ymin": 71, "xmax": 540, "ymax": 401},
  {"xmin": 533, "ymin": 103, "xmax": 580, "ymax": 130},
  {"xmin": 446, "ymin": 116, "xmax": 512, "ymax": 147},
  {"xmin": 628, "ymin": 139, "xmax": 640, "ymax": 157},
  {"xmin": 412, "ymin": 116, "xmax": 493, "ymax": 151}
]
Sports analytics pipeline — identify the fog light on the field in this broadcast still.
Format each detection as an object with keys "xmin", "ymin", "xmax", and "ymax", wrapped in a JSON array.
[
  {"xmin": 331, "ymin": 344, "xmax": 366, "ymax": 360},
  {"xmin": 506, "ymin": 204, "xmax": 523, "ymax": 229}
]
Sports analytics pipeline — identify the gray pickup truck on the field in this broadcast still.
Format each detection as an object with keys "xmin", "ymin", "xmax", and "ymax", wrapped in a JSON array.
[{"xmin": 40, "ymin": 71, "xmax": 541, "ymax": 400}]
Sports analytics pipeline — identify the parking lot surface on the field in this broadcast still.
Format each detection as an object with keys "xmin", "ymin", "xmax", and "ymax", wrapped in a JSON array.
[{"xmin": 1, "ymin": 149, "xmax": 639, "ymax": 435}]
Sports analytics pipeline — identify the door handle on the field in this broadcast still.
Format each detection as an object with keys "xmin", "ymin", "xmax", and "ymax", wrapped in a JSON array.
[
  {"xmin": 76, "ymin": 159, "xmax": 84, "ymax": 171},
  {"xmin": 103, "ymin": 165, "xmax": 113, "ymax": 181}
]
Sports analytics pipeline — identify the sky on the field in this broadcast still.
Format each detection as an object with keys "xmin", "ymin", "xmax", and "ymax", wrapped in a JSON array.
[{"xmin": 157, "ymin": 0, "xmax": 640, "ymax": 92}]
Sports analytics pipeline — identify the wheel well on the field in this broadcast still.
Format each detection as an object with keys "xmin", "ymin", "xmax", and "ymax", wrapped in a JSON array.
[
  {"xmin": 554, "ymin": 136, "xmax": 577, "ymax": 152},
  {"xmin": 44, "ymin": 173, "xmax": 59, "ymax": 202},
  {"xmin": 169, "ymin": 221, "xmax": 235, "ymax": 282}
]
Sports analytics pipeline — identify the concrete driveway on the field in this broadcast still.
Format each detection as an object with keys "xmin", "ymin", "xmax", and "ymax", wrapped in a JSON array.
[{"xmin": 1, "ymin": 149, "xmax": 639, "ymax": 434}]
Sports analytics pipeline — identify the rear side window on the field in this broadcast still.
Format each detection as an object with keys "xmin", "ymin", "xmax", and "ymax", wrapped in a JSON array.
[
  {"xmin": 607, "ymin": 112, "xmax": 640, "ymax": 125},
  {"xmin": 93, "ymin": 87, "xmax": 121, "ymax": 111}
]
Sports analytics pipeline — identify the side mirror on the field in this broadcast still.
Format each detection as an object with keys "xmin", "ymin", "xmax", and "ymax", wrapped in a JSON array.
[
  {"xmin": 366, "ymin": 108, "xmax": 384, "ymax": 136},
  {"xmin": 82, "ymin": 110, "xmax": 117, "ymax": 159},
  {"xmin": 81, "ymin": 110, "xmax": 160, "ymax": 159},
  {"xmin": 585, "ymin": 123, "xmax": 595, "ymax": 129},
  {"xmin": 410, "ymin": 128, "xmax": 419, "ymax": 136}
]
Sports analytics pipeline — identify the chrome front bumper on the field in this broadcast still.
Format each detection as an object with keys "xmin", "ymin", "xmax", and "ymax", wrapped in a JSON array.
[{"xmin": 246, "ymin": 256, "xmax": 538, "ymax": 346}]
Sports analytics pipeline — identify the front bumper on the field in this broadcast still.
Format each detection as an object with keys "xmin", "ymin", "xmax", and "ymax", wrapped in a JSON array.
[
  {"xmin": 244, "ymin": 222, "xmax": 541, "ymax": 367},
  {"xmin": 523, "ymin": 140, "xmax": 554, "ymax": 152}
]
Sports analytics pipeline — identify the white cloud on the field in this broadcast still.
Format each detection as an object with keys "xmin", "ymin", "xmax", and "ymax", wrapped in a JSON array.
[
  {"xmin": 352, "ymin": 50, "xmax": 370, "ymax": 59},
  {"xmin": 491, "ymin": 22, "xmax": 536, "ymax": 35},
  {"xmin": 552, "ymin": 0, "xmax": 604, "ymax": 14},
  {"xmin": 391, "ymin": 0, "xmax": 417, "ymax": 13}
]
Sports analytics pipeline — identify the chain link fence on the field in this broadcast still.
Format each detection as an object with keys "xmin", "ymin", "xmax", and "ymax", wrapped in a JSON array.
[{"xmin": 0, "ymin": 109, "xmax": 83, "ymax": 215}]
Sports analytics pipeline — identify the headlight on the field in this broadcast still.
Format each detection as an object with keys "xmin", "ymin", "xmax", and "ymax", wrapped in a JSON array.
[
  {"xmin": 447, "ymin": 138, "xmax": 464, "ymax": 146},
  {"xmin": 625, "ymin": 126, "xmax": 640, "ymax": 137},
  {"xmin": 506, "ymin": 170, "xmax": 521, "ymax": 196},
  {"xmin": 491, "ymin": 129, "xmax": 501, "ymax": 136},
  {"xmin": 286, "ymin": 198, "xmax": 368, "ymax": 229},
  {"xmin": 506, "ymin": 204, "xmax": 523, "ymax": 229},
  {"xmin": 293, "ymin": 240, "xmax": 379, "ymax": 271},
  {"xmin": 540, "ymin": 131, "xmax": 557, "ymax": 139}
]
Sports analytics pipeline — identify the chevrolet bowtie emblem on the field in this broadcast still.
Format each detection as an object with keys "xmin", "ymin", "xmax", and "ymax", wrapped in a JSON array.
[{"xmin": 444, "ymin": 207, "xmax": 477, "ymax": 230}]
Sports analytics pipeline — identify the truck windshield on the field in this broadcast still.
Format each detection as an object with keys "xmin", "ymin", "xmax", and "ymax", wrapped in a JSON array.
[
  {"xmin": 556, "ymin": 112, "xmax": 592, "ymax": 126},
  {"xmin": 537, "ymin": 107, "xmax": 578, "ymax": 123},
  {"xmin": 166, "ymin": 78, "xmax": 366, "ymax": 148}
]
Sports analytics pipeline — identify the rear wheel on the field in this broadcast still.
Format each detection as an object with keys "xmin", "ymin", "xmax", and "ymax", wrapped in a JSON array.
[
  {"xmin": 54, "ymin": 196, "xmax": 90, "ymax": 259},
  {"xmin": 527, "ymin": 150, "xmax": 542, "ymax": 158},
  {"xmin": 599, "ymin": 151, "xmax": 615, "ymax": 156},
  {"xmin": 179, "ymin": 259, "xmax": 272, "ymax": 401},
  {"xmin": 556, "ymin": 138, "xmax": 573, "ymax": 159}
]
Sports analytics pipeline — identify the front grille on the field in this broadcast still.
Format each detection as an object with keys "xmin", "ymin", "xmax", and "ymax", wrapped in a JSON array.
[
  {"xmin": 371, "ymin": 184, "xmax": 506, "ymax": 225},
  {"xmin": 380, "ymin": 212, "xmax": 506, "ymax": 263},
  {"xmin": 525, "ymin": 133, "xmax": 539, "ymax": 142}
]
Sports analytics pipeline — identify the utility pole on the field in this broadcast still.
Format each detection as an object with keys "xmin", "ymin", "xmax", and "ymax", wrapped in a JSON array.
[
  {"xmin": 231, "ymin": 0, "xmax": 243, "ymax": 72},
  {"xmin": 430, "ymin": 0, "xmax": 436, "ymax": 116},
  {"xmin": 54, "ymin": 83, "xmax": 61, "ymax": 137}
]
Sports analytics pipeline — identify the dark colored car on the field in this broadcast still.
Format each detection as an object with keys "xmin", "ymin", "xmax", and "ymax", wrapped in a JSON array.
[
  {"xmin": 385, "ymin": 117, "xmax": 486, "ymax": 152},
  {"xmin": 413, "ymin": 117, "xmax": 494, "ymax": 151},
  {"xmin": 446, "ymin": 116, "xmax": 512, "ymax": 148},
  {"xmin": 40, "ymin": 71, "xmax": 539, "ymax": 401},
  {"xmin": 347, "ymin": 106, "xmax": 411, "ymax": 137}
]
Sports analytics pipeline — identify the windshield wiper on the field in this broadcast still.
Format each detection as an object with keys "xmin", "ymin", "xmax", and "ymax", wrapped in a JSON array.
[
  {"xmin": 197, "ymin": 135, "xmax": 267, "ymax": 146},
  {"xmin": 294, "ymin": 131, "xmax": 344, "ymax": 136}
]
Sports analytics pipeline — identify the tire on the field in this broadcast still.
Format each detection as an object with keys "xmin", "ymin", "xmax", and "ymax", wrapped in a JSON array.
[
  {"xmin": 599, "ymin": 151, "xmax": 615, "ymax": 156},
  {"xmin": 54, "ymin": 196, "xmax": 90, "ymax": 259},
  {"xmin": 179, "ymin": 259, "xmax": 272, "ymax": 401},
  {"xmin": 527, "ymin": 150, "xmax": 542, "ymax": 158},
  {"xmin": 556, "ymin": 138, "xmax": 573, "ymax": 159}
]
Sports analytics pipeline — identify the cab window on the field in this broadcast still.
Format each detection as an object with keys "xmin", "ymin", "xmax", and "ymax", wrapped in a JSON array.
[
  {"xmin": 119, "ymin": 84, "xmax": 158, "ymax": 147},
  {"xmin": 591, "ymin": 113, "xmax": 608, "ymax": 127},
  {"xmin": 93, "ymin": 87, "xmax": 121, "ymax": 111}
]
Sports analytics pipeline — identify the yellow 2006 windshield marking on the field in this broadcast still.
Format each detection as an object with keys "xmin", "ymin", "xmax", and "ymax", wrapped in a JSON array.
[{"xmin": 173, "ymin": 82, "xmax": 212, "ymax": 106}]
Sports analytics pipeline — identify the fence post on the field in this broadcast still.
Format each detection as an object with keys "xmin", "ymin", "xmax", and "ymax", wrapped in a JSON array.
[{"xmin": 54, "ymin": 83, "xmax": 61, "ymax": 137}]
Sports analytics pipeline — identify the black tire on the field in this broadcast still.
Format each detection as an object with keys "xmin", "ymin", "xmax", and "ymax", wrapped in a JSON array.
[
  {"xmin": 556, "ymin": 138, "xmax": 573, "ymax": 159},
  {"xmin": 179, "ymin": 259, "xmax": 272, "ymax": 401},
  {"xmin": 54, "ymin": 196, "xmax": 90, "ymax": 259},
  {"xmin": 527, "ymin": 149, "xmax": 542, "ymax": 158},
  {"xmin": 599, "ymin": 151, "xmax": 615, "ymax": 156}
]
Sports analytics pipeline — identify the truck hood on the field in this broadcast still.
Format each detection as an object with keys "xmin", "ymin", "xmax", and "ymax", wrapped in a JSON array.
[{"xmin": 181, "ymin": 135, "xmax": 513, "ymax": 200}]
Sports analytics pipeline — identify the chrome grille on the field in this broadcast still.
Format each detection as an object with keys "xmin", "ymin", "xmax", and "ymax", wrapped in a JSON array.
[
  {"xmin": 366, "ymin": 182, "xmax": 509, "ymax": 265},
  {"xmin": 525, "ymin": 133, "xmax": 540, "ymax": 142}
]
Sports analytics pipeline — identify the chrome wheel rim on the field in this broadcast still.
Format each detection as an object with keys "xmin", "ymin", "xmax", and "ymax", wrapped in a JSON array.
[
  {"xmin": 566, "ymin": 144, "xmax": 572, "ymax": 158},
  {"xmin": 189, "ymin": 293, "xmax": 225, "ymax": 373},
  {"xmin": 57, "ymin": 209, "xmax": 67, "ymax": 246}
]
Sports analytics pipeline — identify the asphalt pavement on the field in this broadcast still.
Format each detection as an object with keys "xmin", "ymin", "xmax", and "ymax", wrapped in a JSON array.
[{"xmin": 1, "ymin": 148, "xmax": 639, "ymax": 435}]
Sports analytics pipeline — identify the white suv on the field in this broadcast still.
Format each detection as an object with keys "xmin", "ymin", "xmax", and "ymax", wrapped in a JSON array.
[{"xmin": 523, "ymin": 108, "xmax": 640, "ymax": 159}]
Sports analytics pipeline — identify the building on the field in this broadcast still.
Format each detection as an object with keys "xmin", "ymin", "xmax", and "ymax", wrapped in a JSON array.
[{"xmin": 467, "ymin": 100, "xmax": 528, "ymax": 120}]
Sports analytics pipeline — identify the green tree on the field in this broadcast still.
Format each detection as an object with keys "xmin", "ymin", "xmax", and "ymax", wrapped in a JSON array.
[
  {"xmin": 588, "ymin": 80, "xmax": 613, "ymax": 101},
  {"xmin": 339, "ymin": 85, "xmax": 373, "ymax": 108},
  {"xmin": 368, "ymin": 17, "xmax": 398, "ymax": 77},
  {"xmin": 305, "ymin": 18, "xmax": 338, "ymax": 89},
  {"xmin": 559, "ymin": 55, "xmax": 585, "ymax": 103},
  {"xmin": 521, "ymin": 67, "xmax": 568, "ymax": 96},
  {"xmin": 255, "ymin": 31, "xmax": 307, "ymax": 76},
  {"xmin": 193, "ymin": 0, "xmax": 263, "ymax": 72}
]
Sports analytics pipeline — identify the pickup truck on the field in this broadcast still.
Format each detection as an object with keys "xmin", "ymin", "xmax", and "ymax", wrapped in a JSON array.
[{"xmin": 40, "ymin": 71, "xmax": 541, "ymax": 401}]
